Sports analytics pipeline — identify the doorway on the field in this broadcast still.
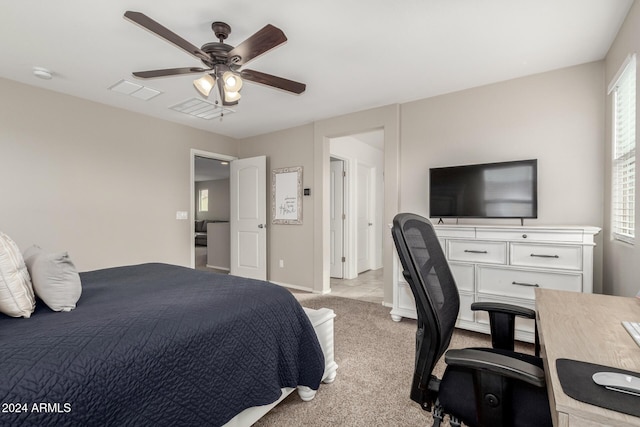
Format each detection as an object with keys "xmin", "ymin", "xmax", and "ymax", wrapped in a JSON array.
[
  {"xmin": 192, "ymin": 153, "xmax": 232, "ymax": 272},
  {"xmin": 328, "ymin": 129, "xmax": 384, "ymax": 303},
  {"xmin": 190, "ymin": 150, "xmax": 268, "ymax": 281}
]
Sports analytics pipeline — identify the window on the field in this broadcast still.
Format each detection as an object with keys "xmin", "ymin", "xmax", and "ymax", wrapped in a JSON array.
[
  {"xmin": 610, "ymin": 54, "xmax": 636, "ymax": 244},
  {"xmin": 198, "ymin": 188, "xmax": 209, "ymax": 212}
]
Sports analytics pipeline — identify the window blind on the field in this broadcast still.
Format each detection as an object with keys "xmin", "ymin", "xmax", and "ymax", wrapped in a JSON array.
[{"xmin": 612, "ymin": 55, "xmax": 636, "ymax": 243}]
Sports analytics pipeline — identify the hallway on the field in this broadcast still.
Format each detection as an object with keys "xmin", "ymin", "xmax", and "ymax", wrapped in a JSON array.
[{"xmin": 330, "ymin": 269, "xmax": 383, "ymax": 304}]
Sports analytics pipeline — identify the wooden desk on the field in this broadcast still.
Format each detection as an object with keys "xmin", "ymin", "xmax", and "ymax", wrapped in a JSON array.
[{"xmin": 535, "ymin": 289, "xmax": 640, "ymax": 427}]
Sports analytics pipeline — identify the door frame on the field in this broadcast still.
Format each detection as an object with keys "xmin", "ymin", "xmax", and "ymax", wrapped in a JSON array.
[
  {"xmin": 330, "ymin": 156, "xmax": 348, "ymax": 279},
  {"xmin": 189, "ymin": 149, "xmax": 236, "ymax": 269},
  {"xmin": 313, "ymin": 105, "xmax": 400, "ymax": 301},
  {"xmin": 329, "ymin": 138, "xmax": 383, "ymax": 280}
]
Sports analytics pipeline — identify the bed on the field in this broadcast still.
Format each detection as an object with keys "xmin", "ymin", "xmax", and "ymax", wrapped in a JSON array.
[{"xmin": 0, "ymin": 263, "xmax": 335, "ymax": 426}]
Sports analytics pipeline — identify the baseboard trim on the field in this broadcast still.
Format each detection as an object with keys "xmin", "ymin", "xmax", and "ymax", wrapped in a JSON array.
[
  {"xmin": 206, "ymin": 264, "xmax": 230, "ymax": 271},
  {"xmin": 269, "ymin": 280, "xmax": 319, "ymax": 294}
]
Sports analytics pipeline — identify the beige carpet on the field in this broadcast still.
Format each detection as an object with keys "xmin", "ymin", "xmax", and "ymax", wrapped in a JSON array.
[{"xmin": 254, "ymin": 295, "xmax": 534, "ymax": 427}]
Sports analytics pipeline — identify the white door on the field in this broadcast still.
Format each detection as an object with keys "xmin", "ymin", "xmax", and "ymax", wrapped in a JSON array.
[
  {"xmin": 330, "ymin": 159, "xmax": 345, "ymax": 278},
  {"xmin": 230, "ymin": 156, "xmax": 267, "ymax": 280},
  {"xmin": 357, "ymin": 164, "xmax": 373, "ymax": 273}
]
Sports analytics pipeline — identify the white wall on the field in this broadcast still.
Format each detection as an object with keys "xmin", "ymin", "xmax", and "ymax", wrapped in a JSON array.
[
  {"xmin": 330, "ymin": 133, "xmax": 384, "ymax": 277},
  {"xmin": 603, "ymin": 0, "xmax": 640, "ymax": 297},
  {"xmin": 0, "ymin": 77, "xmax": 237, "ymax": 271}
]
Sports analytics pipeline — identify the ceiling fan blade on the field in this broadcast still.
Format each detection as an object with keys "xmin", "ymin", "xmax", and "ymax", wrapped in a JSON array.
[
  {"xmin": 228, "ymin": 25, "xmax": 287, "ymax": 66},
  {"xmin": 133, "ymin": 67, "xmax": 212, "ymax": 79},
  {"xmin": 241, "ymin": 69, "xmax": 306, "ymax": 94},
  {"xmin": 124, "ymin": 11, "xmax": 210, "ymax": 62}
]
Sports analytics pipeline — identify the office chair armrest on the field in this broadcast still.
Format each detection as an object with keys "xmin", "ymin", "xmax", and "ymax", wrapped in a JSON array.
[
  {"xmin": 444, "ymin": 348, "xmax": 546, "ymax": 388},
  {"xmin": 471, "ymin": 301, "xmax": 535, "ymax": 319},
  {"xmin": 471, "ymin": 302, "xmax": 540, "ymax": 355}
]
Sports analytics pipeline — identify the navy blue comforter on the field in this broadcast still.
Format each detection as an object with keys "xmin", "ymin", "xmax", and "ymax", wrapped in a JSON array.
[{"xmin": 0, "ymin": 263, "xmax": 325, "ymax": 426}]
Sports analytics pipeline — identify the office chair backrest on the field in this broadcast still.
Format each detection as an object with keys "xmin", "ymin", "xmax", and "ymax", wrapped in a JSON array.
[{"xmin": 392, "ymin": 213, "xmax": 460, "ymax": 406}]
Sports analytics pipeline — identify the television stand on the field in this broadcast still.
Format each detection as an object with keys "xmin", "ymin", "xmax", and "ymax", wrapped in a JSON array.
[{"xmin": 390, "ymin": 223, "xmax": 601, "ymax": 343}]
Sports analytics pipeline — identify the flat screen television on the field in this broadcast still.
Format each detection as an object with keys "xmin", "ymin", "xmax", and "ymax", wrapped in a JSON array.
[{"xmin": 429, "ymin": 159, "xmax": 537, "ymax": 219}]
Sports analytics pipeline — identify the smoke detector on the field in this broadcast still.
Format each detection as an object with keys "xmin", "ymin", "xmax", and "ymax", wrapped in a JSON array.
[{"xmin": 33, "ymin": 67, "xmax": 52, "ymax": 80}]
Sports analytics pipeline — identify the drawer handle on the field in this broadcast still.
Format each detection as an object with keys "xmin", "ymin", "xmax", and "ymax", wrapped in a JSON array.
[
  {"xmin": 464, "ymin": 250, "xmax": 488, "ymax": 254},
  {"xmin": 512, "ymin": 281, "xmax": 539, "ymax": 288},
  {"xmin": 530, "ymin": 253, "xmax": 559, "ymax": 259}
]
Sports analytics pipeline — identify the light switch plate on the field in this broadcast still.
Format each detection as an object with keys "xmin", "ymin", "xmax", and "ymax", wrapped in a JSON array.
[{"xmin": 176, "ymin": 211, "xmax": 188, "ymax": 220}]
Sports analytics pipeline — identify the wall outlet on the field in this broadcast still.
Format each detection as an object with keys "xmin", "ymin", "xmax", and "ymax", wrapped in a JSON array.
[
  {"xmin": 279, "ymin": 259, "xmax": 284, "ymax": 268},
  {"xmin": 176, "ymin": 211, "xmax": 188, "ymax": 220}
]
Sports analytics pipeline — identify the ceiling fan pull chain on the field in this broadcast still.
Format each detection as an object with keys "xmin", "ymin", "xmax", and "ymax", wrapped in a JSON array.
[{"xmin": 212, "ymin": 93, "xmax": 224, "ymax": 122}]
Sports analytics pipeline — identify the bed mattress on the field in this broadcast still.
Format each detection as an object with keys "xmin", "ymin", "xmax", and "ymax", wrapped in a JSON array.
[{"xmin": 0, "ymin": 263, "xmax": 325, "ymax": 426}]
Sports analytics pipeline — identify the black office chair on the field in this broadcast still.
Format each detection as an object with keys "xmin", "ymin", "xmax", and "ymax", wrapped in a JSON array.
[{"xmin": 391, "ymin": 213, "xmax": 552, "ymax": 427}]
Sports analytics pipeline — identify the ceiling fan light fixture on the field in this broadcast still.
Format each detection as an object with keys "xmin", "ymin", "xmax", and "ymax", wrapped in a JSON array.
[
  {"xmin": 193, "ymin": 73, "xmax": 216, "ymax": 97},
  {"xmin": 222, "ymin": 71, "xmax": 243, "ymax": 92},
  {"xmin": 224, "ymin": 90, "xmax": 241, "ymax": 103}
]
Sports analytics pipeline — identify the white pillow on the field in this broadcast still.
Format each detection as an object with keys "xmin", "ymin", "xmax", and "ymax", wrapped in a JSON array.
[
  {"xmin": 24, "ymin": 245, "xmax": 81, "ymax": 312},
  {"xmin": 23, "ymin": 245, "xmax": 42, "ymax": 270},
  {"xmin": 0, "ymin": 232, "xmax": 35, "ymax": 318}
]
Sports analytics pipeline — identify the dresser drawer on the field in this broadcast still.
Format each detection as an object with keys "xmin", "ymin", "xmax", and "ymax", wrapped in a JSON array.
[
  {"xmin": 397, "ymin": 281, "xmax": 415, "ymax": 312},
  {"xmin": 477, "ymin": 266, "xmax": 582, "ymax": 299},
  {"xmin": 435, "ymin": 226, "xmax": 476, "ymax": 239},
  {"xmin": 450, "ymin": 262, "xmax": 474, "ymax": 292},
  {"xmin": 510, "ymin": 243, "xmax": 582, "ymax": 270},
  {"xmin": 458, "ymin": 292, "xmax": 475, "ymax": 323},
  {"xmin": 476, "ymin": 228, "xmax": 584, "ymax": 243},
  {"xmin": 448, "ymin": 240, "xmax": 506, "ymax": 264}
]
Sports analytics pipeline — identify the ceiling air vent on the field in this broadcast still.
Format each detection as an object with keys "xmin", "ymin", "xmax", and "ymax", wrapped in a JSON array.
[
  {"xmin": 169, "ymin": 98, "xmax": 235, "ymax": 120},
  {"xmin": 108, "ymin": 79, "xmax": 161, "ymax": 100}
]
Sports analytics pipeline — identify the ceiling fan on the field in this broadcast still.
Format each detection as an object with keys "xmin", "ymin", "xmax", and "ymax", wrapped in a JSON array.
[{"xmin": 124, "ymin": 11, "xmax": 306, "ymax": 106}]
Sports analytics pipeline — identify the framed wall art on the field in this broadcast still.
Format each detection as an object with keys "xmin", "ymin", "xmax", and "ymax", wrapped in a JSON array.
[{"xmin": 272, "ymin": 166, "xmax": 302, "ymax": 224}]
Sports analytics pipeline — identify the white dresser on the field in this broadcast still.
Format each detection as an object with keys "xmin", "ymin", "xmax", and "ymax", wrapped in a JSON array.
[{"xmin": 391, "ymin": 224, "xmax": 601, "ymax": 342}]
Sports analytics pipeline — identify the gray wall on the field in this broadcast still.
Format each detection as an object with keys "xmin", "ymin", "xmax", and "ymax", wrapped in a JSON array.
[
  {"xmin": 603, "ymin": 0, "xmax": 640, "ymax": 297},
  {"xmin": 238, "ymin": 124, "xmax": 316, "ymax": 289},
  {"xmin": 0, "ymin": 58, "xmax": 618, "ymax": 300},
  {"xmin": 238, "ymin": 62, "xmax": 607, "ymax": 301},
  {"xmin": 401, "ymin": 62, "xmax": 604, "ymax": 226},
  {"xmin": 400, "ymin": 62, "xmax": 605, "ymax": 293},
  {"xmin": 195, "ymin": 179, "xmax": 230, "ymax": 221},
  {"xmin": 0, "ymin": 78, "xmax": 237, "ymax": 271}
]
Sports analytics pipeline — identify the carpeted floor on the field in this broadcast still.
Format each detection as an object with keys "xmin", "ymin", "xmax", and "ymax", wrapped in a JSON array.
[{"xmin": 254, "ymin": 294, "xmax": 534, "ymax": 426}]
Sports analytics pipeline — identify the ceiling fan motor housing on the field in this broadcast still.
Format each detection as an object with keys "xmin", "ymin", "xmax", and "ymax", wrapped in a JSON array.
[
  {"xmin": 201, "ymin": 42, "xmax": 235, "ymax": 67},
  {"xmin": 212, "ymin": 21, "xmax": 231, "ymax": 41}
]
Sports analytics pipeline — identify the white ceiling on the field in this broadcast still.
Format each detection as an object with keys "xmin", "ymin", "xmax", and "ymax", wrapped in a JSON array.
[{"xmin": 0, "ymin": 1, "xmax": 633, "ymax": 139}]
